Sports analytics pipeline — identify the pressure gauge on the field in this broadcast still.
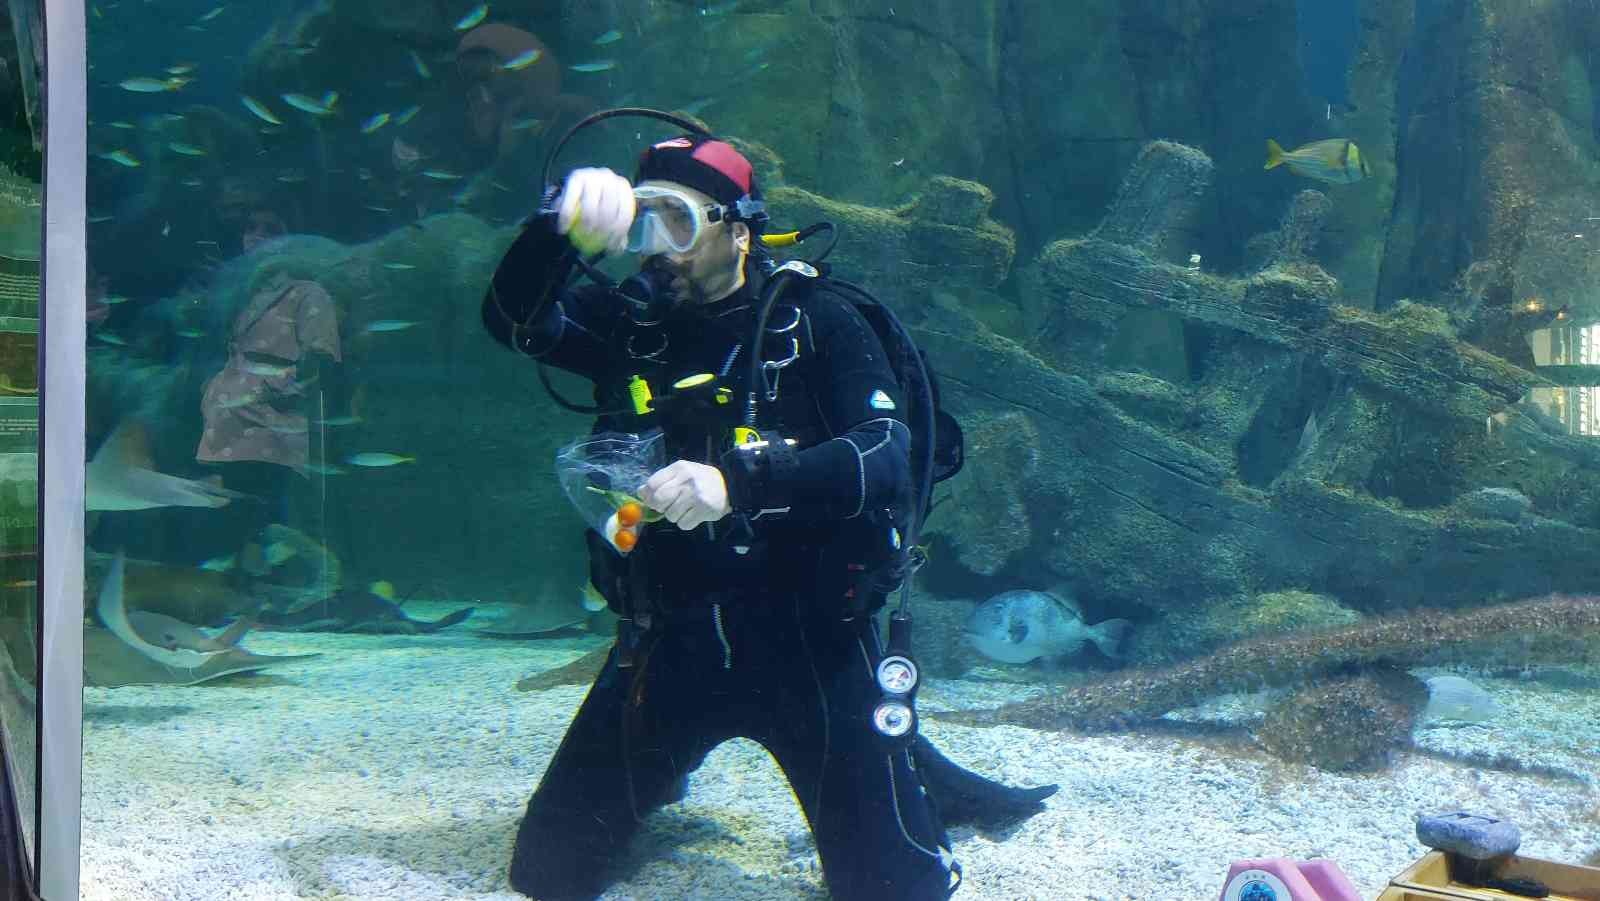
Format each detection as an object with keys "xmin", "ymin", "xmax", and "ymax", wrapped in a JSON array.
[
  {"xmin": 872, "ymin": 699, "xmax": 915, "ymax": 738},
  {"xmin": 876, "ymin": 656, "xmax": 918, "ymax": 696}
]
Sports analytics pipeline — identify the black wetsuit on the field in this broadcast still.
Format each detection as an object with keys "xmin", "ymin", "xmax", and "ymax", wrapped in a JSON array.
[{"xmin": 482, "ymin": 212, "xmax": 962, "ymax": 901}]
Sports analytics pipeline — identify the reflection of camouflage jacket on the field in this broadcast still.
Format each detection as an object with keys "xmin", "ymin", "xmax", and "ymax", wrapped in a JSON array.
[
  {"xmin": 196, "ymin": 276, "xmax": 340, "ymax": 472},
  {"xmin": 482, "ymin": 214, "xmax": 913, "ymax": 605}
]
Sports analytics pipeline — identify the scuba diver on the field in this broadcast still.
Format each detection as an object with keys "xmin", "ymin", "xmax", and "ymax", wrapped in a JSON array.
[{"xmin": 481, "ymin": 109, "xmax": 1055, "ymax": 901}]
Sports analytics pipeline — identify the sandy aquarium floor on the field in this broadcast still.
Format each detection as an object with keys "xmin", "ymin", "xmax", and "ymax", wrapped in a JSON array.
[{"xmin": 79, "ymin": 603, "xmax": 1600, "ymax": 901}]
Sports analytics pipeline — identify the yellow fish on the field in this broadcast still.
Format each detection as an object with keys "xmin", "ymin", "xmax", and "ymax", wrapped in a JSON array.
[
  {"xmin": 100, "ymin": 150, "xmax": 141, "ymax": 167},
  {"xmin": 501, "ymin": 48, "xmax": 542, "ymax": 71},
  {"xmin": 454, "ymin": 4, "xmax": 488, "ymax": 31},
  {"xmin": 1265, "ymin": 138, "xmax": 1370, "ymax": 184},
  {"xmin": 346, "ymin": 452, "xmax": 415, "ymax": 467},
  {"xmin": 240, "ymin": 95, "xmax": 283, "ymax": 125},
  {"xmin": 281, "ymin": 92, "xmax": 337, "ymax": 116},
  {"xmin": 409, "ymin": 50, "xmax": 431, "ymax": 79},
  {"xmin": 120, "ymin": 76, "xmax": 189, "ymax": 93}
]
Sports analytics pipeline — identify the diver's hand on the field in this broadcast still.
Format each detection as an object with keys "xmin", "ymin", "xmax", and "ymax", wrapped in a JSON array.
[
  {"xmin": 640, "ymin": 460, "xmax": 731, "ymax": 531},
  {"xmin": 555, "ymin": 167, "xmax": 634, "ymax": 256}
]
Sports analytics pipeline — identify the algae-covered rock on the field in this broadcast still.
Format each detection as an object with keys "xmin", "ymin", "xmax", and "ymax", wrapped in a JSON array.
[
  {"xmin": 925, "ymin": 409, "xmax": 1039, "ymax": 576},
  {"xmin": 765, "ymin": 176, "xmax": 1015, "ymax": 310},
  {"xmin": 961, "ymin": 140, "xmax": 1600, "ymax": 613},
  {"xmin": 895, "ymin": 594, "xmax": 978, "ymax": 680},
  {"xmin": 1453, "ymin": 487, "xmax": 1534, "ymax": 524},
  {"xmin": 1271, "ymin": 190, "xmax": 1332, "ymax": 268},
  {"xmin": 1257, "ymin": 668, "xmax": 1427, "ymax": 772},
  {"xmin": 1244, "ymin": 590, "xmax": 1365, "ymax": 634},
  {"xmin": 1093, "ymin": 372, "xmax": 1190, "ymax": 431},
  {"xmin": 910, "ymin": 176, "xmax": 998, "ymax": 229},
  {"xmin": 1091, "ymin": 141, "xmax": 1212, "ymax": 262},
  {"xmin": 1128, "ymin": 590, "xmax": 1362, "ymax": 666},
  {"xmin": 1381, "ymin": 0, "xmax": 1600, "ymax": 341}
]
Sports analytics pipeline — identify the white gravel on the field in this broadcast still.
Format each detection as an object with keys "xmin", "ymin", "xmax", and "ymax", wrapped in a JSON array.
[{"xmin": 78, "ymin": 609, "xmax": 1600, "ymax": 900}]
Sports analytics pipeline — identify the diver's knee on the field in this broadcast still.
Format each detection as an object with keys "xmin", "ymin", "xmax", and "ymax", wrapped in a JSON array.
[
  {"xmin": 508, "ymin": 842, "xmax": 609, "ymax": 901},
  {"xmin": 508, "ymin": 804, "xmax": 619, "ymax": 900}
]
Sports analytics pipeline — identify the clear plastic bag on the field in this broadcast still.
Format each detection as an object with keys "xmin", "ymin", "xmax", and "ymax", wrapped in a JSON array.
[{"xmin": 554, "ymin": 430, "xmax": 666, "ymax": 553}]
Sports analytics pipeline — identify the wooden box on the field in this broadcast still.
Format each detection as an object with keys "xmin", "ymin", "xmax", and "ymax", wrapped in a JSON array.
[{"xmin": 1379, "ymin": 850, "xmax": 1600, "ymax": 901}]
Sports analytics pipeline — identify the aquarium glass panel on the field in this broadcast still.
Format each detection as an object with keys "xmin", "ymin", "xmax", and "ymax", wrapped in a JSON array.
[
  {"xmin": 0, "ymin": 0, "xmax": 40, "ymax": 871},
  {"xmin": 79, "ymin": 0, "xmax": 1600, "ymax": 898}
]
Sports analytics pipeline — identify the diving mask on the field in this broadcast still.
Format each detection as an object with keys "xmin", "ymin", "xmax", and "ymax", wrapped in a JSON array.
[{"xmin": 626, "ymin": 184, "xmax": 729, "ymax": 256}]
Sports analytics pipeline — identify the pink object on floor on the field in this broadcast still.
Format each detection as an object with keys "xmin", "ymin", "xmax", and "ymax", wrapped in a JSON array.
[{"xmin": 1218, "ymin": 858, "xmax": 1363, "ymax": 901}]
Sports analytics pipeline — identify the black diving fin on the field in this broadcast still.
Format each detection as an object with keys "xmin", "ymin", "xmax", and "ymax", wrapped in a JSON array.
[{"xmin": 911, "ymin": 734, "xmax": 1058, "ymax": 829}]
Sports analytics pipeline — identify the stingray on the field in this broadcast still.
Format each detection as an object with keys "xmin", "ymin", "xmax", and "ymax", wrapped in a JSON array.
[
  {"xmin": 85, "ymin": 556, "xmax": 319, "ymax": 687},
  {"xmin": 126, "ymin": 609, "xmax": 253, "ymax": 654},
  {"xmin": 515, "ymin": 645, "xmax": 610, "ymax": 692},
  {"xmin": 86, "ymin": 420, "xmax": 247, "ymax": 511},
  {"xmin": 472, "ymin": 603, "xmax": 592, "ymax": 639},
  {"xmin": 83, "ymin": 627, "xmax": 317, "ymax": 687},
  {"xmin": 254, "ymin": 585, "xmax": 474, "ymax": 634}
]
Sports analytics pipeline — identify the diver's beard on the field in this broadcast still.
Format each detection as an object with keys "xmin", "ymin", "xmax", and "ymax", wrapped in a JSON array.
[
  {"xmin": 674, "ymin": 275, "xmax": 709, "ymax": 306},
  {"xmin": 643, "ymin": 259, "xmax": 708, "ymax": 307}
]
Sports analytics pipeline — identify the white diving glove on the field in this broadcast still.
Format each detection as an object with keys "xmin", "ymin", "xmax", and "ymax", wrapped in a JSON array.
[
  {"xmin": 639, "ymin": 460, "xmax": 732, "ymax": 532},
  {"xmin": 554, "ymin": 166, "xmax": 635, "ymax": 256}
]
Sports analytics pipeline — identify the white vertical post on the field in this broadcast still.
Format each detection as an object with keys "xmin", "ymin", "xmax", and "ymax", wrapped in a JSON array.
[{"xmin": 37, "ymin": 0, "xmax": 85, "ymax": 898}]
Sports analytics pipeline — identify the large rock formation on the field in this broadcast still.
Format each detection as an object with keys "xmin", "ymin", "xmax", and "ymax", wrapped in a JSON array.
[
  {"xmin": 911, "ymin": 140, "xmax": 1600, "ymax": 618},
  {"xmin": 1380, "ymin": 0, "xmax": 1600, "ymax": 338}
]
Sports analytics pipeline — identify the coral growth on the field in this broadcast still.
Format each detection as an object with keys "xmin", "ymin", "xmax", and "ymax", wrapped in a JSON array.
[
  {"xmin": 934, "ymin": 594, "xmax": 1600, "ymax": 732},
  {"xmin": 1256, "ymin": 668, "xmax": 1427, "ymax": 772}
]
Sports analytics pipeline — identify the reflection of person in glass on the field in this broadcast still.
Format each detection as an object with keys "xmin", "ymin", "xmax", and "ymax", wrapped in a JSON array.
[
  {"xmin": 191, "ymin": 207, "xmax": 350, "ymax": 568},
  {"xmin": 484, "ymin": 135, "xmax": 1052, "ymax": 900},
  {"xmin": 454, "ymin": 24, "xmax": 562, "ymax": 169},
  {"xmin": 196, "ymin": 209, "xmax": 342, "ymax": 476},
  {"xmin": 431, "ymin": 24, "xmax": 590, "ymax": 219}
]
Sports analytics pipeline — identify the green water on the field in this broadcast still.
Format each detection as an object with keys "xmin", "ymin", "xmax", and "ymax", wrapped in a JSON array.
[{"xmin": 36, "ymin": 0, "xmax": 1600, "ymax": 898}]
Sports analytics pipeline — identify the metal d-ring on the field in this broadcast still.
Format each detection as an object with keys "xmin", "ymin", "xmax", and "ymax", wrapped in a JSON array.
[
  {"xmin": 626, "ymin": 329, "xmax": 669, "ymax": 360},
  {"xmin": 764, "ymin": 305, "xmax": 801, "ymax": 334}
]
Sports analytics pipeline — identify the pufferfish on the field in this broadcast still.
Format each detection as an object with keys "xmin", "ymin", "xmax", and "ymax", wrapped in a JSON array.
[{"xmin": 1265, "ymin": 138, "xmax": 1371, "ymax": 184}]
